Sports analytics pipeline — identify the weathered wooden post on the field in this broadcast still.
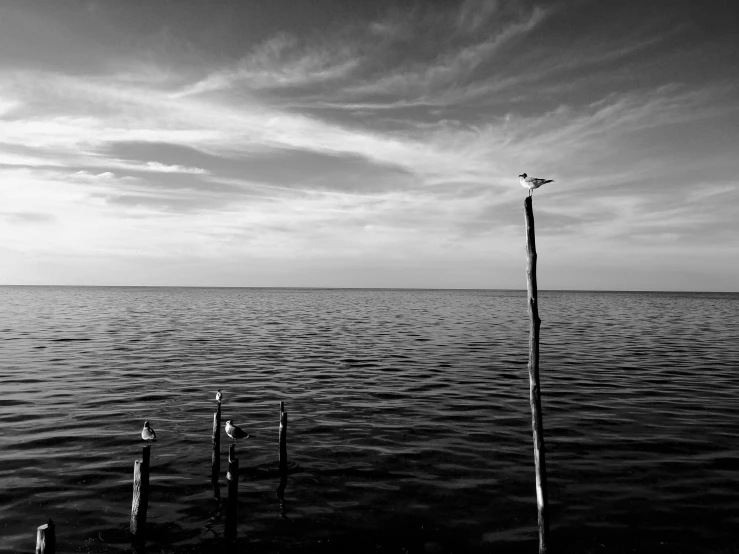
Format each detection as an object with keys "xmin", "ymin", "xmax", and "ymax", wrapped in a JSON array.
[
  {"xmin": 524, "ymin": 195, "xmax": 550, "ymax": 553},
  {"xmin": 225, "ymin": 443, "xmax": 239, "ymax": 538},
  {"xmin": 211, "ymin": 400, "xmax": 222, "ymax": 482},
  {"xmin": 279, "ymin": 401, "xmax": 288, "ymax": 477},
  {"xmin": 130, "ymin": 445, "xmax": 151, "ymax": 539},
  {"xmin": 35, "ymin": 519, "xmax": 55, "ymax": 554}
]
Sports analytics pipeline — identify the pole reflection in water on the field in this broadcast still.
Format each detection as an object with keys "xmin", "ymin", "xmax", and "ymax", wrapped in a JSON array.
[
  {"xmin": 276, "ymin": 474, "xmax": 288, "ymax": 519},
  {"xmin": 211, "ymin": 475, "xmax": 221, "ymax": 503},
  {"xmin": 205, "ymin": 476, "xmax": 223, "ymax": 538},
  {"xmin": 225, "ymin": 444, "xmax": 239, "ymax": 539},
  {"xmin": 130, "ymin": 538, "xmax": 146, "ymax": 554}
]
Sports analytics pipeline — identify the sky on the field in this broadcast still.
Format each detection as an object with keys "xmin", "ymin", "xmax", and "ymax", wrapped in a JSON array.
[{"xmin": 1, "ymin": 0, "xmax": 738, "ymax": 290}]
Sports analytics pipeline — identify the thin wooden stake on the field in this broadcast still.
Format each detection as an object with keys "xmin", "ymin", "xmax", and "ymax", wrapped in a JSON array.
[
  {"xmin": 279, "ymin": 403, "xmax": 288, "ymax": 477},
  {"xmin": 524, "ymin": 195, "xmax": 550, "ymax": 553},
  {"xmin": 211, "ymin": 402, "xmax": 222, "ymax": 482},
  {"xmin": 130, "ymin": 445, "xmax": 151, "ymax": 539},
  {"xmin": 225, "ymin": 443, "xmax": 239, "ymax": 538},
  {"xmin": 35, "ymin": 518, "xmax": 55, "ymax": 554}
]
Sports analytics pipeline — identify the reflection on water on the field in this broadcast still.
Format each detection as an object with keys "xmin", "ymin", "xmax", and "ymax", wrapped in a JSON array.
[
  {"xmin": 205, "ymin": 474, "xmax": 223, "ymax": 542},
  {"xmin": 1, "ymin": 287, "xmax": 738, "ymax": 553},
  {"xmin": 211, "ymin": 477, "xmax": 221, "ymax": 503},
  {"xmin": 276, "ymin": 475, "xmax": 288, "ymax": 520}
]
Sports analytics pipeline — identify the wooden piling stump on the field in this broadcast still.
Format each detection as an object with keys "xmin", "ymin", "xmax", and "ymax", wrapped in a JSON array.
[
  {"xmin": 279, "ymin": 404, "xmax": 288, "ymax": 477},
  {"xmin": 36, "ymin": 519, "xmax": 55, "ymax": 554},
  {"xmin": 130, "ymin": 445, "xmax": 151, "ymax": 539},
  {"xmin": 211, "ymin": 402, "xmax": 222, "ymax": 482}
]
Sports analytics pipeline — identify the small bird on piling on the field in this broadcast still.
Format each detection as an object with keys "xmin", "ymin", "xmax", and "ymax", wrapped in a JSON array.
[
  {"xmin": 216, "ymin": 389, "xmax": 222, "ymax": 403},
  {"xmin": 519, "ymin": 173, "xmax": 554, "ymax": 196},
  {"xmin": 224, "ymin": 420, "xmax": 250, "ymax": 444},
  {"xmin": 141, "ymin": 421, "xmax": 156, "ymax": 441}
]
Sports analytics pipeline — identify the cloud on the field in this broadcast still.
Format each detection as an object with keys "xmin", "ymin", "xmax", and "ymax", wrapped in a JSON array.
[
  {"xmin": 132, "ymin": 161, "xmax": 208, "ymax": 174},
  {"xmin": 456, "ymin": 0, "xmax": 501, "ymax": 34},
  {"xmin": 3, "ymin": 62, "xmax": 733, "ymax": 216},
  {"xmin": 1, "ymin": 211, "xmax": 56, "ymax": 224},
  {"xmin": 174, "ymin": 32, "xmax": 361, "ymax": 98},
  {"xmin": 171, "ymin": 1, "xmax": 549, "ymax": 112},
  {"xmin": 73, "ymin": 170, "xmax": 116, "ymax": 180},
  {"xmin": 341, "ymin": 6, "xmax": 548, "ymax": 101},
  {"xmin": 0, "ymin": 97, "xmax": 21, "ymax": 116}
]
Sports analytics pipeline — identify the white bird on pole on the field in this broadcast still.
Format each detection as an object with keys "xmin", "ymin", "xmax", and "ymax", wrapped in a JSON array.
[
  {"xmin": 141, "ymin": 421, "xmax": 156, "ymax": 441},
  {"xmin": 225, "ymin": 420, "xmax": 250, "ymax": 444},
  {"xmin": 519, "ymin": 173, "xmax": 554, "ymax": 196},
  {"xmin": 216, "ymin": 389, "xmax": 222, "ymax": 403}
]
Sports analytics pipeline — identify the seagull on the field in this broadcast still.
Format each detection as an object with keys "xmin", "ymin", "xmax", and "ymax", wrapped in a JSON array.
[
  {"xmin": 215, "ymin": 389, "xmax": 222, "ymax": 403},
  {"xmin": 519, "ymin": 173, "xmax": 554, "ymax": 196},
  {"xmin": 225, "ymin": 420, "xmax": 250, "ymax": 444},
  {"xmin": 141, "ymin": 421, "xmax": 156, "ymax": 441}
]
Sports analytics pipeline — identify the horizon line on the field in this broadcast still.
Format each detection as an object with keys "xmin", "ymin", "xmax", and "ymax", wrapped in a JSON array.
[{"xmin": 1, "ymin": 284, "xmax": 737, "ymax": 294}]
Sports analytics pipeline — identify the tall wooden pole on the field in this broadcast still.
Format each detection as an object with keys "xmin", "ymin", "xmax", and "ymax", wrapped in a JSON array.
[{"xmin": 524, "ymin": 195, "xmax": 550, "ymax": 553}]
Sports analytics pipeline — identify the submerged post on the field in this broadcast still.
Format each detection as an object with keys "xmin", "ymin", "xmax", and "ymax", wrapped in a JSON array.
[
  {"xmin": 279, "ymin": 402, "xmax": 288, "ymax": 477},
  {"xmin": 130, "ymin": 445, "xmax": 151, "ymax": 539},
  {"xmin": 212, "ymin": 401, "xmax": 222, "ymax": 482},
  {"xmin": 225, "ymin": 444, "xmax": 239, "ymax": 538},
  {"xmin": 36, "ymin": 519, "xmax": 56, "ymax": 554},
  {"xmin": 524, "ymin": 195, "xmax": 550, "ymax": 553}
]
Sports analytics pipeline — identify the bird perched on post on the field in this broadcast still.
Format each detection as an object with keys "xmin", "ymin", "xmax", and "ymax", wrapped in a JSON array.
[
  {"xmin": 141, "ymin": 421, "xmax": 156, "ymax": 441},
  {"xmin": 216, "ymin": 389, "xmax": 222, "ymax": 403},
  {"xmin": 225, "ymin": 420, "xmax": 250, "ymax": 443},
  {"xmin": 519, "ymin": 173, "xmax": 554, "ymax": 196}
]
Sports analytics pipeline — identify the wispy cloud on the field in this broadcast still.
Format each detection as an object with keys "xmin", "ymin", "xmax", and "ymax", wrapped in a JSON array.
[
  {"xmin": 456, "ymin": 0, "xmax": 501, "ymax": 34},
  {"xmin": 341, "ymin": 6, "xmax": 548, "ymax": 101},
  {"xmin": 1, "ymin": 211, "xmax": 56, "ymax": 224},
  {"xmin": 175, "ymin": 32, "xmax": 361, "ymax": 98},
  {"xmin": 111, "ymin": 161, "xmax": 209, "ymax": 174}
]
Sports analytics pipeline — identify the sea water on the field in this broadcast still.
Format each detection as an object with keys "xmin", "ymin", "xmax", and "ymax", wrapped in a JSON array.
[{"xmin": 1, "ymin": 287, "xmax": 738, "ymax": 553}]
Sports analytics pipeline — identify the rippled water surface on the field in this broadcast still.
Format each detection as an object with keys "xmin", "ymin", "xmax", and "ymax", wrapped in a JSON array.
[{"xmin": 1, "ymin": 287, "xmax": 738, "ymax": 553}]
